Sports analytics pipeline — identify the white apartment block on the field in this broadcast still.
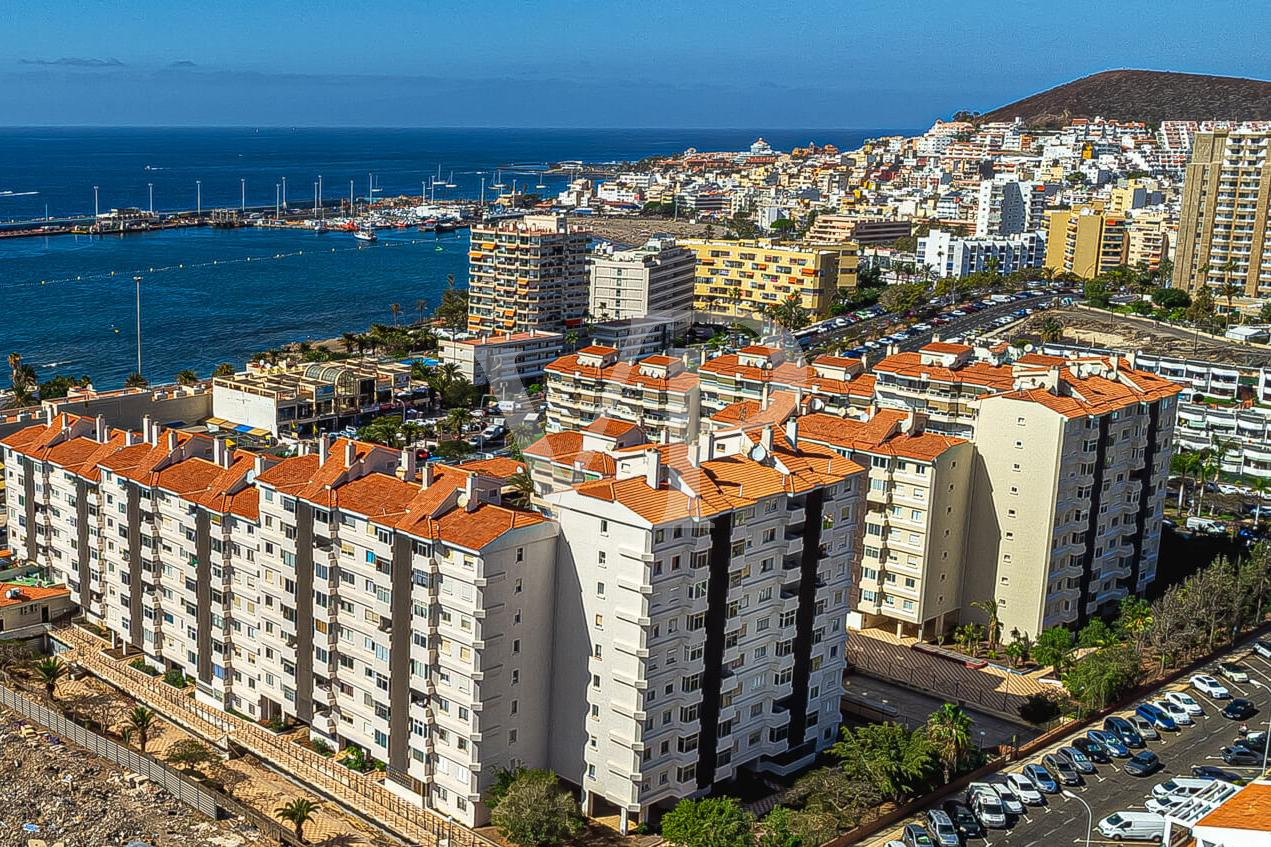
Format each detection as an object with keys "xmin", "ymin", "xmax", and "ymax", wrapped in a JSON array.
[
  {"xmin": 698, "ymin": 346, "xmax": 874, "ymax": 417},
  {"xmin": 438, "ymin": 330, "xmax": 565, "ymax": 391},
  {"xmin": 544, "ymin": 346, "xmax": 700, "ymax": 443},
  {"xmin": 919, "ymin": 228, "xmax": 1046, "ymax": 279},
  {"xmin": 974, "ymin": 178, "xmax": 1057, "ymax": 237},
  {"xmin": 546, "ymin": 423, "xmax": 864, "ymax": 831},
  {"xmin": 589, "ymin": 237, "xmax": 696, "ymax": 335}
]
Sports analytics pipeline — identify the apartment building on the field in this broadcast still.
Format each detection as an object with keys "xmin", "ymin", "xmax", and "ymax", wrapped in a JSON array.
[
  {"xmin": 804, "ymin": 215, "xmax": 911, "ymax": 246},
  {"xmin": 974, "ymin": 178, "xmax": 1057, "ymax": 237},
  {"xmin": 796, "ymin": 410, "xmax": 973, "ymax": 640},
  {"xmin": 588, "ymin": 237, "xmax": 697, "ymax": 334},
  {"xmin": 919, "ymin": 229, "xmax": 1046, "ymax": 278},
  {"xmin": 698, "ymin": 346, "xmax": 874, "ymax": 417},
  {"xmin": 872, "ymin": 343, "xmax": 1016, "ymax": 438},
  {"xmin": 1044, "ymin": 203, "xmax": 1129, "ymax": 279},
  {"xmin": 684, "ymin": 239, "xmax": 859, "ymax": 322},
  {"xmin": 546, "ymin": 423, "xmax": 864, "ymax": 831},
  {"xmin": 1173, "ymin": 129, "xmax": 1271, "ymax": 312},
  {"xmin": 1125, "ymin": 210, "xmax": 1174, "ymax": 272},
  {"xmin": 212, "ymin": 360, "xmax": 413, "ymax": 439},
  {"xmin": 437, "ymin": 330, "xmax": 564, "ymax": 390},
  {"xmin": 522, "ymin": 419, "xmax": 645, "ymax": 502},
  {"xmin": 544, "ymin": 347, "xmax": 700, "ymax": 444},
  {"xmin": 467, "ymin": 214, "xmax": 591, "ymax": 335}
]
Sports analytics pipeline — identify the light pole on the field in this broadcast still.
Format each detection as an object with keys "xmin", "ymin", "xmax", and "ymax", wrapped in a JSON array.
[
  {"xmin": 196, "ymin": 179, "xmax": 201, "ymax": 218},
  {"xmin": 241, "ymin": 178, "xmax": 246, "ymax": 211},
  {"xmin": 1250, "ymin": 679, "xmax": 1271, "ymax": 776},
  {"xmin": 148, "ymin": 182, "xmax": 154, "ymax": 215},
  {"xmin": 1062, "ymin": 789, "xmax": 1092, "ymax": 847},
  {"xmin": 93, "ymin": 185, "xmax": 99, "ymax": 219},
  {"xmin": 282, "ymin": 176, "xmax": 287, "ymax": 209},
  {"xmin": 275, "ymin": 184, "xmax": 280, "ymax": 219},
  {"xmin": 133, "ymin": 275, "xmax": 143, "ymax": 377}
]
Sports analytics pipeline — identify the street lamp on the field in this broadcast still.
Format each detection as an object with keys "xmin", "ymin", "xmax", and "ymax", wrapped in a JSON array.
[
  {"xmin": 1249, "ymin": 679, "xmax": 1271, "ymax": 776},
  {"xmin": 1062, "ymin": 789, "xmax": 1092, "ymax": 847},
  {"xmin": 133, "ymin": 275, "xmax": 143, "ymax": 377}
]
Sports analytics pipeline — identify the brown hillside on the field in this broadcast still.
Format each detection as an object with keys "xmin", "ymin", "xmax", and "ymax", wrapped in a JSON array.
[{"xmin": 969, "ymin": 70, "xmax": 1271, "ymax": 128}]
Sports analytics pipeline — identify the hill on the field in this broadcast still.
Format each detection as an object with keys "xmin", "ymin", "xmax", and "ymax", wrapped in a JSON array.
[{"xmin": 968, "ymin": 70, "xmax": 1271, "ymax": 128}]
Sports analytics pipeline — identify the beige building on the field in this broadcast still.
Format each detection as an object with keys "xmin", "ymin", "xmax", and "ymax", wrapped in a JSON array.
[
  {"xmin": 1125, "ymin": 210, "xmax": 1174, "ymax": 272},
  {"xmin": 544, "ymin": 346, "xmax": 700, "ymax": 443},
  {"xmin": 467, "ymin": 214, "xmax": 590, "ymax": 335},
  {"xmin": 683, "ymin": 239, "xmax": 859, "ymax": 322},
  {"xmin": 1173, "ymin": 128, "xmax": 1271, "ymax": 312},
  {"xmin": 1044, "ymin": 203, "xmax": 1128, "ymax": 279},
  {"xmin": 805, "ymin": 215, "xmax": 910, "ymax": 246},
  {"xmin": 438, "ymin": 330, "xmax": 564, "ymax": 390},
  {"xmin": 588, "ymin": 237, "xmax": 697, "ymax": 334},
  {"xmin": 0, "ymin": 580, "xmax": 73, "ymax": 638}
]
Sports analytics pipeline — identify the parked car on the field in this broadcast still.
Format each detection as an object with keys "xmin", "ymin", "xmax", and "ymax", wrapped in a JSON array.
[
  {"xmin": 986, "ymin": 781, "xmax": 1026, "ymax": 816},
  {"xmin": 1089, "ymin": 729, "xmax": 1130, "ymax": 757},
  {"xmin": 968, "ymin": 791, "xmax": 1009, "ymax": 829},
  {"xmin": 1073, "ymin": 736, "xmax": 1112, "ymax": 763},
  {"xmin": 1221, "ymin": 746, "xmax": 1261, "ymax": 765},
  {"xmin": 1192, "ymin": 765, "xmax": 1247, "ymax": 783},
  {"xmin": 901, "ymin": 823, "xmax": 934, "ymax": 847},
  {"xmin": 1218, "ymin": 662, "xmax": 1251, "ymax": 683},
  {"xmin": 940, "ymin": 800, "xmax": 985, "ymax": 839},
  {"xmin": 1151, "ymin": 777, "xmax": 1213, "ymax": 801},
  {"xmin": 1022, "ymin": 763, "xmax": 1060, "ymax": 793},
  {"xmin": 1097, "ymin": 812, "xmax": 1166, "ymax": 842},
  {"xmin": 1232, "ymin": 732, "xmax": 1268, "ymax": 754},
  {"xmin": 1166, "ymin": 690, "xmax": 1206, "ymax": 715},
  {"xmin": 1254, "ymin": 639, "xmax": 1271, "ymax": 660},
  {"xmin": 1136, "ymin": 702, "xmax": 1179, "ymax": 732},
  {"xmin": 922, "ymin": 810, "xmax": 960, "ymax": 847},
  {"xmin": 1153, "ymin": 699, "xmax": 1194, "ymax": 726},
  {"xmin": 1222, "ymin": 698, "xmax": 1258, "ymax": 720},
  {"xmin": 1145, "ymin": 794, "xmax": 1188, "ymax": 815},
  {"xmin": 1056, "ymin": 746, "xmax": 1097, "ymax": 774},
  {"xmin": 1125, "ymin": 750, "xmax": 1162, "ymax": 777},
  {"xmin": 1130, "ymin": 714, "xmax": 1161, "ymax": 741},
  {"xmin": 1191, "ymin": 674, "xmax": 1232, "ymax": 699},
  {"xmin": 1043, "ymin": 753, "xmax": 1083, "ymax": 785},
  {"xmin": 1104, "ymin": 716, "xmax": 1145, "ymax": 748},
  {"xmin": 1005, "ymin": 772, "xmax": 1045, "ymax": 805}
]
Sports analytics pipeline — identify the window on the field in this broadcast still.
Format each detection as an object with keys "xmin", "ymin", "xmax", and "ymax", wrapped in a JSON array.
[
  {"xmin": 600, "ymin": 519, "xmax": 609, "ymax": 535},
  {"xmin": 596, "ymin": 582, "xmax": 605, "ymax": 597}
]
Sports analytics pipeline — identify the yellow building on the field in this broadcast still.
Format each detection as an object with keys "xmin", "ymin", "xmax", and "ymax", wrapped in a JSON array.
[
  {"xmin": 1125, "ymin": 211, "xmax": 1174, "ymax": 272},
  {"xmin": 1044, "ymin": 203, "xmax": 1128, "ymax": 279},
  {"xmin": 682, "ymin": 238, "xmax": 859, "ymax": 322}
]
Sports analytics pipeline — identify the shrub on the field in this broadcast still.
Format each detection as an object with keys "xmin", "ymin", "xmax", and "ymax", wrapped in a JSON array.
[{"xmin": 162, "ymin": 669, "xmax": 188, "ymax": 688}]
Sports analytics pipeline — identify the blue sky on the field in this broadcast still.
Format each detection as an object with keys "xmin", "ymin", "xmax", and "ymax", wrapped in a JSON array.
[{"xmin": 2, "ymin": 0, "xmax": 1268, "ymax": 128}]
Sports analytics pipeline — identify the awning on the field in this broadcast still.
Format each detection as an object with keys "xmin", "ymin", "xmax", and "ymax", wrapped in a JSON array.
[
  {"xmin": 205, "ymin": 417, "xmax": 229, "ymax": 427},
  {"xmin": 233, "ymin": 424, "xmax": 253, "ymax": 433}
]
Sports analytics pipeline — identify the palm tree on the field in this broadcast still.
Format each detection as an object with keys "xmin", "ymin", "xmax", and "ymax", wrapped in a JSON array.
[
  {"xmin": 1038, "ymin": 317, "xmax": 1064, "ymax": 343},
  {"xmin": 126, "ymin": 705, "xmax": 158, "ymax": 753},
  {"xmin": 970, "ymin": 599, "xmax": 1002, "ymax": 653},
  {"xmin": 505, "ymin": 470, "xmax": 535, "ymax": 507},
  {"xmin": 390, "ymin": 303, "xmax": 402, "ymax": 326},
  {"xmin": 212, "ymin": 362, "xmax": 236, "ymax": 378},
  {"xmin": 33, "ymin": 656, "xmax": 68, "ymax": 700},
  {"xmin": 1250, "ymin": 477, "xmax": 1270, "ymax": 526},
  {"xmin": 415, "ymin": 298, "xmax": 430, "ymax": 327},
  {"xmin": 341, "ymin": 332, "xmax": 360, "ymax": 356},
  {"xmin": 6, "ymin": 352, "xmax": 37, "ymax": 408},
  {"xmin": 123, "ymin": 372, "xmax": 149, "ymax": 389},
  {"xmin": 444, "ymin": 406, "xmax": 474, "ymax": 438},
  {"xmin": 275, "ymin": 797, "xmax": 320, "ymax": 843},
  {"xmin": 175, "ymin": 369, "xmax": 198, "ymax": 387},
  {"xmin": 926, "ymin": 704, "xmax": 974, "ymax": 782}
]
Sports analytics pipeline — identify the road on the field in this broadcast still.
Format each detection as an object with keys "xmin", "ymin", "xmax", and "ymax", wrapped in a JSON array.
[{"xmin": 862, "ymin": 635, "xmax": 1271, "ymax": 847}]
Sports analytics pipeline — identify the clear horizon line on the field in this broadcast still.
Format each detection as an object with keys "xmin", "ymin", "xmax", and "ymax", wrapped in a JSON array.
[{"xmin": 0, "ymin": 123, "xmax": 927, "ymax": 132}]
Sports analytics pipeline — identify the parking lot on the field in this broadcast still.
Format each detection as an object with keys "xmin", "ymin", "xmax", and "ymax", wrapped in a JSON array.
[{"xmin": 863, "ymin": 634, "xmax": 1271, "ymax": 847}]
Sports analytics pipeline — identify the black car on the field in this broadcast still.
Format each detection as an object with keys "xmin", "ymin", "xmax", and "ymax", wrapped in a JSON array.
[
  {"xmin": 1193, "ymin": 765, "xmax": 1247, "ymax": 783},
  {"xmin": 1222, "ymin": 699, "xmax": 1258, "ymax": 720},
  {"xmin": 1073, "ymin": 736, "xmax": 1111, "ymax": 763},
  {"xmin": 1232, "ymin": 733, "xmax": 1268, "ymax": 755},
  {"xmin": 941, "ymin": 800, "xmax": 985, "ymax": 839},
  {"xmin": 1221, "ymin": 746, "xmax": 1261, "ymax": 766},
  {"xmin": 1105, "ymin": 716, "xmax": 1145, "ymax": 748},
  {"xmin": 1124, "ymin": 750, "xmax": 1161, "ymax": 777}
]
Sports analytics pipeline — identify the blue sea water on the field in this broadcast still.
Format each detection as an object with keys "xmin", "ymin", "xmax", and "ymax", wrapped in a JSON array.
[{"xmin": 0, "ymin": 127, "xmax": 905, "ymax": 388}]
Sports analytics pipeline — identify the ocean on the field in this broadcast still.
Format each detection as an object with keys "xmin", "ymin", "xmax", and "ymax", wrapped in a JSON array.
[{"xmin": 0, "ymin": 127, "xmax": 906, "ymax": 388}]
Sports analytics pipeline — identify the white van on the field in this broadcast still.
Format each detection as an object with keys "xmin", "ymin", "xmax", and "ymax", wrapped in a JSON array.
[
  {"xmin": 1185, "ymin": 516, "xmax": 1226, "ymax": 535},
  {"xmin": 1098, "ymin": 811, "xmax": 1166, "ymax": 841},
  {"xmin": 1151, "ymin": 777, "xmax": 1212, "ymax": 801}
]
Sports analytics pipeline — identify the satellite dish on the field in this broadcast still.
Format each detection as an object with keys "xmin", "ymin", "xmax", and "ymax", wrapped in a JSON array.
[
  {"xmin": 749, "ymin": 444, "xmax": 768, "ymax": 463},
  {"xmin": 457, "ymin": 492, "xmax": 470, "ymax": 509},
  {"xmin": 1024, "ymin": 343, "xmax": 1036, "ymax": 352},
  {"xmin": 808, "ymin": 397, "xmax": 825, "ymax": 412}
]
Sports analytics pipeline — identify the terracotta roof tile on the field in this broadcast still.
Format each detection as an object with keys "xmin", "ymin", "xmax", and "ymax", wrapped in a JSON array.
[{"xmin": 0, "ymin": 582, "xmax": 70, "ymax": 609}]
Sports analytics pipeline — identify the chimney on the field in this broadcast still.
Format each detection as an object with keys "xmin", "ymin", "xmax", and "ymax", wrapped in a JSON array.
[
  {"xmin": 760, "ymin": 426, "xmax": 774, "ymax": 454},
  {"xmin": 125, "ymin": 429, "xmax": 140, "ymax": 446},
  {"xmin": 212, "ymin": 438, "xmax": 223, "ymax": 467},
  {"xmin": 344, "ymin": 440, "xmax": 355, "ymax": 468},
  {"xmin": 95, "ymin": 415, "xmax": 108, "ymax": 443},
  {"xmin": 166, "ymin": 430, "xmax": 178, "ymax": 451},
  {"xmin": 141, "ymin": 415, "xmax": 154, "ymax": 445},
  {"xmin": 645, "ymin": 448, "xmax": 661, "ymax": 488},
  {"xmin": 254, "ymin": 455, "xmax": 268, "ymax": 476},
  {"xmin": 785, "ymin": 416, "xmax": 799, "ymax": 445},
  {"xmin": 401, "ymin": 447, "xmax": 417, "ymax": 482},
  {"xmin": 760, "ymin": 381, "xmax": 770, "ymax": 410},
  {"xmin": 44, "ymin": 405, "xmax": 54, "ymax": 425},
  {"xmin": 464, "ymin": 473, "xmax": 478, "ymax": 512},
  {"xmin": 317, "ymin": 434, "xmax": 330, "ymax": 466},
  {"xmin": 687, "ymin": 440, "xmax": 701, "ymax": 468},
  {"xmin": 421, "ymin": 462, "xmax": 434, "ymax": 489},
  {"xmin": 704, "ymin": 430, "xmax": 716, "ymax": 460}
]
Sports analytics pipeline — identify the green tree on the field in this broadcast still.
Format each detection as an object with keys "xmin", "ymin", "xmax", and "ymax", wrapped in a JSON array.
[
  {"xmin": 878, "ymin": 283, "xmax": 927, "ymax": 315},
  {"xmin": 1186, "ymin": 285, "xmax": 1216, "ymax": 330},
  {"xmin": 357, "ymin": 415, "xmax": 404, "ymax": 446},
  {"xmin": 1077, "ymin": 618, "xmax": 1117, "ymax": 650},
  {"xmin": 275, "ymin": 797, "xmax": 320, "ymax": 844},
  {"xmin": 486, "ymin": 765, "xmax": 527, "ymax": 810},
  {"xmin": 435, "ymin": 279, "xmax": 470, "ymax": 334},
  {"xmin": 124, "ymin": 372, "xmax": 150, "ymax": 389},
  {"xmin": 783, "ymin": 767, "xmax": 881, "ymax": 836},
  {"xmin": 1084, "ymin": 276, "xmax": 1110, "ymax": 308},
  {"xmin": 1151, "ymin": 287, "xmax": 1190, "ymax": 309},
  {"xmin": 33, "ymin": 656, "xmax": 68, "ymax": 701},
  {"xmin": 756, "ymin": 807, "xmax": 801, "ymax": 847},
  {"xmin": 925, "ymin": 703, "xmax": 973, "ymax": 782},
  {"xmin": 6, "ymin": 352, "xmax": 38, "ymax": 408},
  {"xmin": 1032, "ymin": 626, "xmax": 1075, "ymax": 673},
  {"xmin": 166, "ymin": 738, "xmax": 217, "ymax": 774},
  {"xmin": 1063, "ymin": 645, "xmax": 1142, "ymax": 714},
  {"xmin": 488, "ymin": 769, "xmax": 584, "ymax": 847},
  {"xmin": 126, "ymin": 706, "xmax": 158, "ymax": 753},
  {"xmin": 831, "ymin": 722, "xmax": 933, "ymax": 803},
  {"xmin": 662, "ymin": 797, "xmax": 755, "ymax": 847},
  {"xmin": 1259, "ymin": 301, "xmax": 1271, "ymax": 324},
  {"xmin": 1114, "ymin": 597, "xmax": 1153, "ymax": 653},
  {"xmin": 767, "ymin": 295, "xmax": 811, "ymax": 332},
  {"xmin": 1038, "ymin": 317, "xmax": 1064, "ymax": 343},
  {"xmin": 769, "ymin": 218, "xmax": 795, "ymax": 236},
  {"xmin": 212, "ymin": 362, "xmax": 236, "ymax": 378},
  {"xmin": 175, "ymin": 369, "xmax": 199, "ymax": 387}
]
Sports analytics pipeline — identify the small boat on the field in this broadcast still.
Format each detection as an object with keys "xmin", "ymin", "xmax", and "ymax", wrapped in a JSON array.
[
  {"xmin": 313, "ymin": 221, "xmax": 329, "ymax": 233},
  {"xmin": 354, "ymin": 229, "xmax": 377, "ymax": 243}
]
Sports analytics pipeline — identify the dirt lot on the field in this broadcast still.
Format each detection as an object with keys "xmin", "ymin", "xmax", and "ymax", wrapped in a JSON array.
[{"xmin": 584, "ymin": 214, "xmax": 717, "ymax": 245}]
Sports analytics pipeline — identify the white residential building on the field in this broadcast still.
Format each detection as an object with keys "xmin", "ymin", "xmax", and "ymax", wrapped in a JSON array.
[
  {"xmin": 919, "ymin": 228, "xmax": 1046, "ymax": 278},
  {"xmin": 588, "ymin": 237, "xmax": 696, "ymax": 334}
]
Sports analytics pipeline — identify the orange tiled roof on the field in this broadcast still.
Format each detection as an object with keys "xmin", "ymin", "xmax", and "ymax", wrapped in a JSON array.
[
  {"xmin": 546, "ymin": 353, "xmax": 697, "ymax": 393},
  {"xmin": 921, "ymin": 341, "xmax": 973, "ymax": 355},
  {"xmin": 797, "ymin": 411, "xmax": 966, "ymax": 462},
  {"xmin": 0, "ymin": 582, "xmax": 70, "ymax": 609},
  {"xmin": 872, "ymin": 352, "xmax": 1017, "ymax": 391},
  {"xmin": 451, "ymin": 456, "xmax": 526, "ymax": 480},
  {"xmin": 583, "ymin": 417, "xmax": 642, "ymax": 438}
]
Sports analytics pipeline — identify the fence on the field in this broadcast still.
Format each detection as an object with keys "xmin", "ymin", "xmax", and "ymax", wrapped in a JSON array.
[
  {"xmin": 0, "ymin": 684, "xmax": 219, "ymax": 819},
  {"xmin": 53, "ymin": 625, "xmax": 497, "ymax": 847}
]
